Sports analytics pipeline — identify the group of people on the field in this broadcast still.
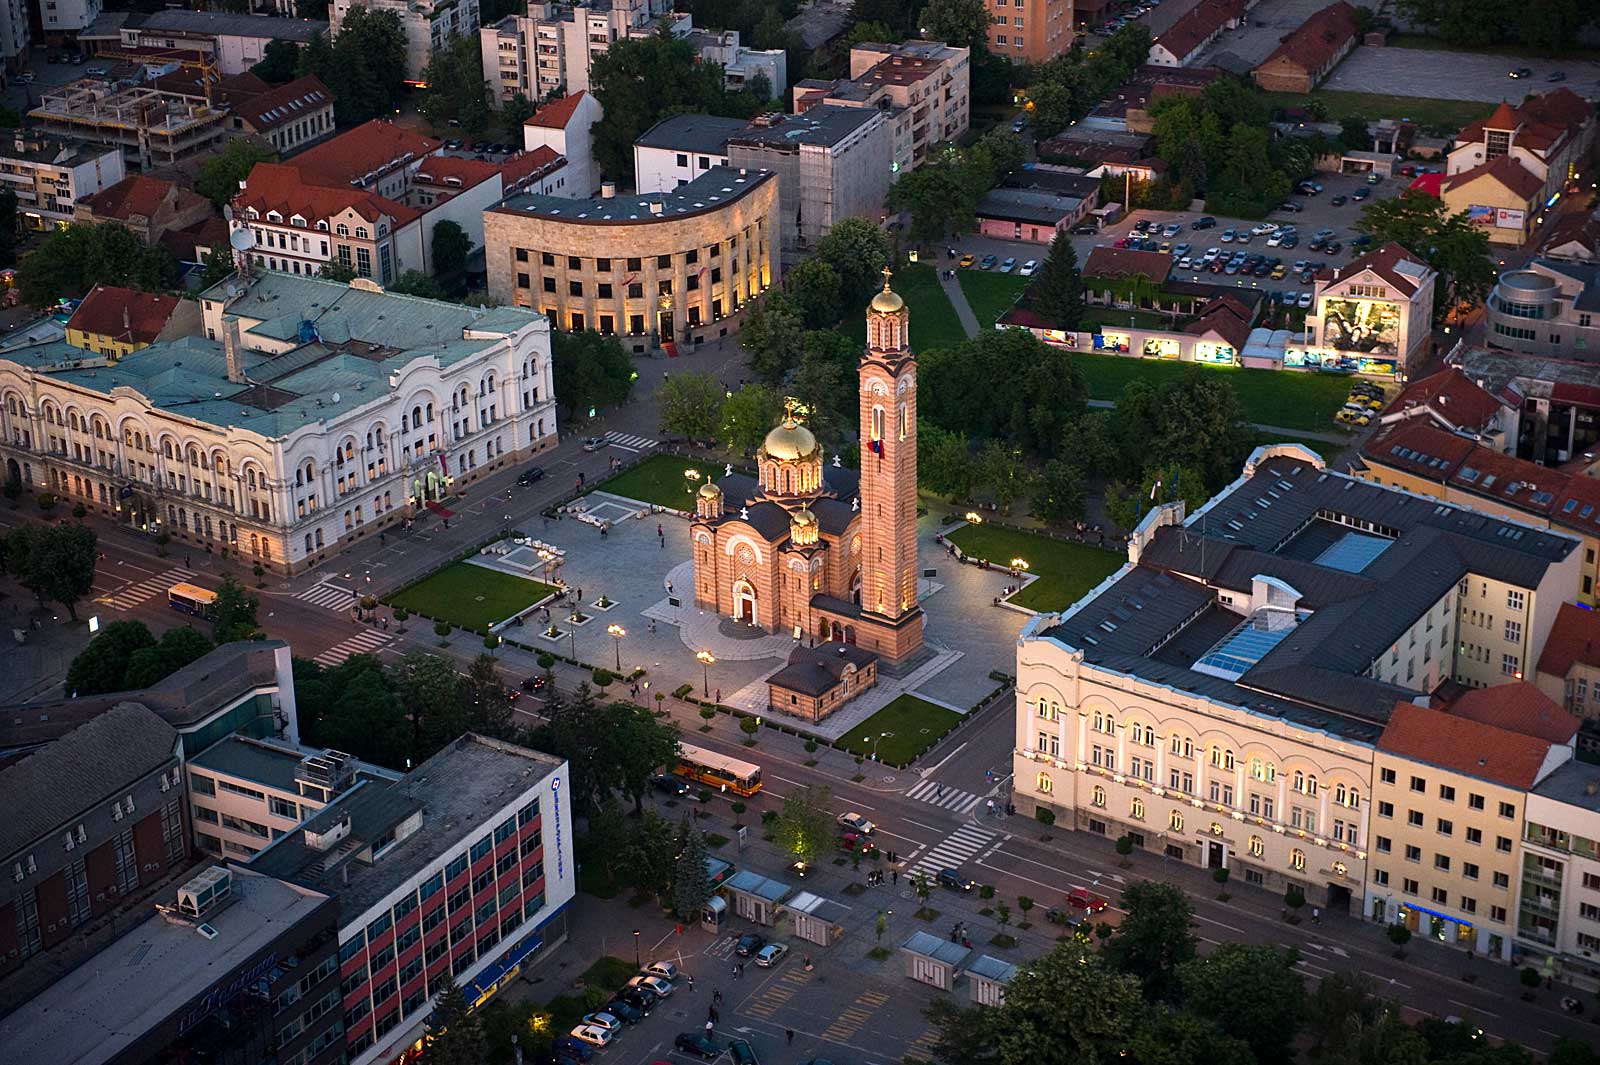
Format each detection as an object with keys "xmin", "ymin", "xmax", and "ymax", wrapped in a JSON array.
[{"xmin": 948, "ymin": 922, "xmax": 972, "ymax": 948}]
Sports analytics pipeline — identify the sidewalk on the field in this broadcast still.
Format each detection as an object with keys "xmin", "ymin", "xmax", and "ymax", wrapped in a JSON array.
[{"xmin": 941, "ymin": 271, "xmax": 981, "ymax": 339}]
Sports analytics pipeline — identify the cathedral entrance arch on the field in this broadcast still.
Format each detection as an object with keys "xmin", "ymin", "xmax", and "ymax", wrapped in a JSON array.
[{"xmin": 733, "ymin": 580, "xmax": 758, "ymax": 624}]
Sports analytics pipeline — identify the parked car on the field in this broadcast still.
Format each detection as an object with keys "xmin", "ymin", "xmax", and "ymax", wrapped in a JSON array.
[
  {"xmin": 1071, "ymin": 224, "xmax": 1098, "ymax": 235},
  {"xmin": 958, "ymin": 253, "xmax": 976, "ymax": 268},
  {"xmin": 1010, "ymin": 117, "xmax": 1027, "ymax": 133},
  {"xmin": 86, "ymin": 66, "xmax": 107, "ymax": 76},
  {"xmin": 627, "ymin": 973, "xmax": 673, "ymax": 998},
  {"xmin": 569, "ymin": 1024, "xmax": 614, "ymax": 1048},
  {"xmin": 1177, "ymin": 257, "xmax": 1193, "ymax": 270},
  {"xmin": 552, "ymin": 1036, "xmax": 595, "ymax": 1061},
  {"xmin": 1219, "ymin": 227, "xmax": 1236, "ymax": 243},
  {"xmin": 1280, "ymin": 234, "xmax": 1299, "ymax": 248},
  {"xmin": 1277, "ymin": 200, "xmax": 1303, "ymax": 213},
  {"xmin": 581, "ymin": 436, "xmax": 603, "ymax": 451},
  {"xmin": 1161, "ymin": 223, "xmax": 1182, "ymax": 238},
  {"xmin": 1266, "ymin": 232, "xmax": 1286, "ymax": 247},
  {"xmin": 643, "ymin": 960, "xmax": 679, "ymax": 982},
  {"xmin": 730, "ymin": 1038, "xmax": 761, "ymax": 1065},
  {"xmin": 1270, "ymin": 263, "xmax": 1287, "ymax": 279},
  {"xmin": 1235, "ymin": 231, "xmax": 1253, "ymax": 245},
  {"xmin": 937, "ymin": 868, "xmax": 977, "ymax": 891},
  {"xmin": 1366, "ymin": 171, "xmax": 1382, "ymax": 184},
  {"xmin": 675, "ymin": 1032, "xmax": 721, "ymax": 1059},
  {"xmin": 516, "ymin": 466, "xmax": 546, "ymax": 486},
  {"xmin": 1548, "ymin": 70, "xmax": 1566, "ymax": 82},
  {"xmin": 1297, "ymin": 291, "xmax": 1313, "ymax": 308},
  {"xmin": 735, "ymin": 932, "xmax": 766, "ymax": 957},
  {"xmin": 1172, "ymin": 242, "xmax": 1191, "ymax": 257},
  {"xmin": 1191, "ymin": 215, "xmax": 1217, "ymax": 229},
  {"xmin": 754, "ymin": 943, "xmax": 789, "ymax": 968},
  {"xmin": 999, "ymin": 257, "xmax": 1017, "ymax": 273},
  {"xmin": 837, "ymin": 811, "xmax": 876, "ymax": 834},
  {"xmin": 581, "ymin": 1012, "xmax": 624, "ymax": 1035},
  {"xmin": 615, "ymin": 986, "xmax": 656, "ymax": 1013},
  {"xmin": 1508, "ymin": 67, "xmax": 1532, "ymax": 78},
  {"xmin": 603, "ymin": 998, "xmax": 644, "ymax": 1023},
  {"xmin": 1324, "ymin": 241, "xmax": 1342, "ymax": 254},
  {"xmin": 1019, "ymin": 259, "xmax": 1037, "ymax": 276},
  {"xmin": 1066, "ymin": 888, "xmax": 1109, "ymax": 913},
  {"xmin": 1250, "ymin": 222, "xmax": 1279, "ymax": 235},
  {"xmin": 1352, "ymin": 187, "xmax": 1370, "ymax": 201},
  {"xmin": 979, "ymin": 254, "xmax": 998, "ymax": 270},
  {"xmin": 1350, "ymin": 234, "xmax": 1373, "ymax": 248},
  {"xmin": 1330, "ymin": 195, "xmax": 1347, "ymax": 206},
  {"xmin": 1336, "ymin": 406, "xmax": 1372, "ymax": 426}
]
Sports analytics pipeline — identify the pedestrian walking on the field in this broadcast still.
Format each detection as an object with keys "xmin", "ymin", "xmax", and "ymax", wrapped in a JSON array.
[
  {"xmin": 185, "ymin": 554, "xmax": 191, "ymax": 567},
  {"xmin": 705, "ymin": 1020, "xmax": 715, "ymax": 1035},
  {"xmin": 786, "ymin": 1029, "xmax": 795, "ymax": 1045},
  {"xmin": 892, "ymin": 868, "xmax": 899, "ymax": 884},
  {"xmin": 713, "ymin": 989, "xmax": 723, "ymax": 1005},
  {"xmin": 715, "ymin": 688, "xmax": 721, "ymax": 703},
  {"xmin": 687, "ymin": 974, "xmax": 695, "ymax": 991},
  {"xmin": 657, "ymin": 523, "xmax": 664, "ymax": 538}
]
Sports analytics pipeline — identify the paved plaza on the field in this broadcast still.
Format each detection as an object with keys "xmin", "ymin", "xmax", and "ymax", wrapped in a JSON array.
[{"xmin": 516, "ymin": 494, "xmax": 1025, "ymax": 738}]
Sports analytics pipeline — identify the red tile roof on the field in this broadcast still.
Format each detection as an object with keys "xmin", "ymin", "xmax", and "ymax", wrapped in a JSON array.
[
  {"xmin": 1152, "ymin": 0, "xmax": 1244, "ymax": 63},
  {"xmin": 1446, "ymin": 682, "xmax": 1578, "ymax": 745},
  {"xmin": 239, "ymin": 162, "xmax": 420, "ymax": 228},
  {"xmin": 1082, "ymin": 245, "xmax": 1172, "ymax": 281},
  {"xmin": 1407, "ymin": 171, "xmax": 1445, "ymax": 198},
  {"xmin": 289, "ymin": 120, "xmax": 440, "ymax": 188},
  {"xmin": 500, "ymin": 146, "xmax": 566, "ymax": 191},
  {"xmin": 228, "ymin": 74, "xmax": 333, "ymax": 133},
  {"xmin": 1380, "ymin": 701, "xmax": 1555, "ymax": 790},
  {"xmin": 77, "ymin": 174, "xmax": 205, "ymax": 222},
  {"xmin": 1542, "ymin": 212, "xmax": 1600, "ymax": 259},
  {"xmin": 160, "ymin": 214, "xmax": 229, "ymax": 263},
  {"xmin": 1327, "ymin": 240, "xmax": 1434, "ymax": 297},
  {"xmin": 410, "ymin": 154, "xmax": 501, "ymax": 191},
  {"xmin": 1383, "ymin": 366, "xmax": 1506, "ymax": 433},
  {"xmin": 1255, "ymin": 1, "xmax": 1357, "ymax": 76},
  {"xmin": 1183, "ymin": 293, "xmax": 1253, "ymax": 350},
  {"xmin": 526, "ymin": 90, "xmax": 589, "ymax": 130},
  {"xmin": 1444, "ymin": 155, "xmax": 1544, "ymax": 202},
  {"xmin": 66, "ymin": 285, "xmax": 182, "ymax": 346},
  {"xmin": 1537, "ymin": 601, "xmax": 1600, "ymax": 679},
  {"xmin": 1361, "ymin": 417, "xmax": 1478, "ymax": 482}
]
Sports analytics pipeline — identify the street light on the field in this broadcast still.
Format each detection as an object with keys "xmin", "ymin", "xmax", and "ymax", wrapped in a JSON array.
[
  {"xmin": 568, "ymin": 611, "xmax": 581, "ymax": 660},
  {"xmin": 684, "ymin": 468, "xmax": 701, "ymax": 496},
  {"xmin": 607, "ymin": 623, "xmax": 626, "ymax": 672},
  {"xmin": 632, "ymin": 929, "xmax": 641, "ymax": 968},
  {"xmin": 1011, "ymin": 557, "xmax": 1030, "ymax": 573},
  {"xmin": 871, "ymin": 730, "xmax": 894, "ymax": 762},
  {"xmin": 696, "ymin": 650, "xmax": 715, "ymax": 697},
  {"xmin": 965, "ymin": 510, "xmax": 983, "ymax": 524}
]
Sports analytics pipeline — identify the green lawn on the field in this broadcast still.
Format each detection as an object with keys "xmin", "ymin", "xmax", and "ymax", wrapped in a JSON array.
[
  {"xmin": 1073, "ymin": 351, "xmax": 1354, "ymax": 431},
  {"xmin": 837, "ymin": 694, "xmax": 964, "ymax": 764},
  {"xmin": 946, "ymin": 523, "xmax": 1123, "ymax": 613},
  {"xmin": 843, "ymin": 263, "xmax": 968, "ymax": 351},
  {"xmin": 1080, "ymin": 307, "xmax": 1169, "ymax": 330},
  {"xmin": 1259, "ymin": 89, "xmax": 1490, "ymax": 132},
  {"xmin": 386, "ymin": 561, "xmax": 558, "ymax": 632},
  {"xmin": 591, "ymin": 453, "xmax": 722, "ymax": 510},
  {"xmin": 958, "ymin": 271, "xmax": 1029, "ymax": 331}
]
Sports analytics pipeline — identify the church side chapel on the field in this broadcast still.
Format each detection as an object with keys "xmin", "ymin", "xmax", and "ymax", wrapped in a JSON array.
[{"xmin": 690, "ymin": 272, "xmax": 926, "ymax": 721}]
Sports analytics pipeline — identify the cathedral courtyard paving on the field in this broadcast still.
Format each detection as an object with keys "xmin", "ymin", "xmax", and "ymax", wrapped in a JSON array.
[{"xmin": 515, "ymin": 499, "xmax": 1027, "ymax": 741}]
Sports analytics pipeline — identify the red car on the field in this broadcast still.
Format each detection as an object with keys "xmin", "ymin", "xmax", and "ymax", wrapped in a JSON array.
[
  {"xmin": 1066, "ymin": 888, "xmax": 1109, "ymax": 913},
  {"xmin": 838, "ymin": 831, "xmax": 877, "ymax": 855}
]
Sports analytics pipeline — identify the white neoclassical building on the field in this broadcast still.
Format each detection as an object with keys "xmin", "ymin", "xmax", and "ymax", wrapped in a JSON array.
[
  {"xmin": 0, "ymin": 272, "xmax": 556, "ymax": 573},
  {"xmin": 1010, "ymin": 445, "xmax": 1581, "ymax": 914}
]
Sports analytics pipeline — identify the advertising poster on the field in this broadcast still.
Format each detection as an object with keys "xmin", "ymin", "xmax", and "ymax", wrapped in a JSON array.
[
  {"xmin": 1321, "ymin": 298, "xmax": 1401, "ymax": 356},
  {"xmin": 1495, "ymin": 208, "xmax": 1525, "ymax": 230},
  {"xmin": 1466, "ymin": 205, "xmax": 1495, "ymax": 226}
]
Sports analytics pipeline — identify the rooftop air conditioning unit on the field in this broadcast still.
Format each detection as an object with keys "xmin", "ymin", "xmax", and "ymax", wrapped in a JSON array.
[{"xmin": 175, "ymin": 866, "xmax": 233, "ymax": 921}]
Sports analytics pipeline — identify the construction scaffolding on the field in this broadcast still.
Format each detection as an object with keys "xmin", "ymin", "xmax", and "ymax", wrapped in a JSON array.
[{"xmin": 28, "ymin": 79, "xmax": 228, "ymax": 171}]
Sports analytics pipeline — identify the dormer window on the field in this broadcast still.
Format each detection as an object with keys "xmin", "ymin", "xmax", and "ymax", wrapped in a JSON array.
[
  {"xmin": 245, "ymin": 208, "xmax": 259, "ymax": 220},
  {"xmin": 316, "ymin": 220, "xmax": 329, "ymax": 231},
  {"xmin": 266, "ymin": 210, "xmax": 283, "ymax": 223},
  {"xmin": 290, "ymin": 214, "xmax": 307, "ymax": 227}
]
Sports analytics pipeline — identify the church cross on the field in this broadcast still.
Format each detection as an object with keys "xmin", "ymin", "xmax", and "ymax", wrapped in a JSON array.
[{"xmin": 881, "ymin": 265, "xmax": 893, "ymax": 289}]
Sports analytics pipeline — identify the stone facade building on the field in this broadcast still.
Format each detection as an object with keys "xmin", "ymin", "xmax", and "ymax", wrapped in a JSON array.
[{"xmin": 484, "ymin": 165, "xmax": 777, "ymax": 352}]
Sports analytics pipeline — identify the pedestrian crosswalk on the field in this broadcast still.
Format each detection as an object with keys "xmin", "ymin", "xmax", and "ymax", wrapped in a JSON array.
[
  {"xmin": 101, "ymin": 567, "xmax": 195, "ymax": 611},
  {"xmin": 907, "ymin": 824, "xmax": 998, "ymax": 880},
  {"xmin": 905, "ymin": 1026, "xmax": 942, "ymax": 1064},
  {"xmin": 820, "ymin": 989, "xmax": 888, "ymax": 1044},
  {"xmin": 312, "ymin": 629, "xmax": 395, "ymax": 667},
  {"xmin": 603, "ymin": 431, "xmax": 658, "ymax": 452},
  {"xmin": 296, "ymin": 580, "xmax": 358, "ymax": 611},
  {"xmin": 905, "ymin": 778, "xmax": 986, "ymax": 814},
  {"xmin": 744, "ymin": 964, "xmax": 811, "ymax": 1020}
]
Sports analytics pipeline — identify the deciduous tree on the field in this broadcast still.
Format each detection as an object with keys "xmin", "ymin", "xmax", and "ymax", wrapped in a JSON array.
[
  {"xmin": 589, "ymin": 36, "xmax": 739, "ymax": 180},
  {"xmin": 917, "ymin": 423, "xmax": 977, "ymax": 500},
  {"xmin": 462, "ymin": 652, "xmax": 513, "ymax": 737},
  {"xmin": 773, "ymin": 784, "xmax": 833, "ymax": 865},
  {"xmin": 65, "ymin": 619, "xmax": 156, "ymax": 696},
  {"xmin": 813, "ymin": 218, "xmax": 890, "ymax": 304},
  {"xmin": 740, "ymin": 293, "xmax": 807, "ymax": 384},
  {"xmin": 387, "ymin": 270, "xmax": 447, "ymax": 299},
  {"xmin": 658, "ymin": 370, "xmax": 726, "ymax": 442},
  {"xmin": 18, "ymin": 223, "xmax": 178, "ymax": 306},
  {"xmin": 33, "ymin": 521, "xmax": 97, "ymax": 620},
  {"xmin": 1177, "ymin": 943, "xmax": 1305, "ymax": 1062},
  {"xmin": 977, "ymin": 440, "xmax": 1033, "ymax": 514},
  {"xmin": 431, "ymin": 220, "xmax": 472, "ymax": 278},
  {"xmin": 212, "ymin": 574, "xmax": 263, "ymax": 644},
  {"xmin": 421, "ymin": 38, "xmax": 493, "ymax": 138},
  {"xmin": 298, "ymin": 12, "xmax": 407, "ymax": 126},
  {"xmin": 919, "ymin": 0, "xmax": 992, "ymax": 53},
  {"xmin": 1106, "ymin": 880, "xmax": 1197, "ymax": 1001},
  {"xmin": 604, "ymin": 702, "xmax": 681, "ymax": 815},
  {"xmin": 250, "ymin": 38, "xmax": 301, "ymax": 85},
  {"xmin": 787, "ymin": 257, "xmax": 843, "ymax": 330},
  {"xmin": 124, "ymin": 626, "xmax": 215, "ymax": 689},
  {"xmin": 1029, "ymin": 459, "xmax": 1084, "ymax": 524},
  {"xmin": 551, "ymin": 329, "xmax": 635, "ymax": 419},
  {"xmin": 720, "ymin": 383, "xmax": 783, "ymax": 455}
]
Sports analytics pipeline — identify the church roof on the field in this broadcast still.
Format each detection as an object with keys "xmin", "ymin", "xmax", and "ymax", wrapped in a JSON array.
[
  {"xmin": 768, "ymin": 643, "xmax": 878, "ymax": 696},
  {"xmin": 812, "ymin": 496, "xmax": 858, "ymax": 536}
]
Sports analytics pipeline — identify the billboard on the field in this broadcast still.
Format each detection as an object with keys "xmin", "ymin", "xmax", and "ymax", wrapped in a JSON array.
[
  {"xmin": 1468, "ymin": 204, "xmax": 1527, "ymax": 230},
  {"xmin": 1321, "ymin": 298, "xmax": 1401, "ymax": 356}
]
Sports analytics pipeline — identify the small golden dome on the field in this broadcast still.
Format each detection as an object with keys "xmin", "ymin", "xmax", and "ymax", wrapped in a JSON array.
[
  {"xmin": 698, "ymin": 481, "xmax": 722, "ymax": 499},
  {"xmin": 870, "ymin": 285, "xmax": 905, "ymax": 313},
  {"xmin": 762, "ymin": 417, "xmax": 818, "ymax": 462},
  {"xmin": 792, "ymin": 507, "xmax": 818, "ymax": 527}
]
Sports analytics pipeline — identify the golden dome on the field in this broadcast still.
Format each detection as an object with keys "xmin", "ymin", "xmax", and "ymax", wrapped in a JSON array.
[
  {"xmin": 698, "ymin": 481, "xmax": 723, "ymax": 499},
  {"xmin": 762, "ymin": 417, "xmax": 818, "ymax": 461},
  {"xmin": 870, "ymin": 285, "xmax": 905, "ymax": 313},
  {"xmin": 792, "ymin": 507, "xmax": 818, "ymax": 527}
]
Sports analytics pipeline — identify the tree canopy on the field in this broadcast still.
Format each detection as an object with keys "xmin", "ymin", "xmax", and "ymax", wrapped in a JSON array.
[
  {"xmin": 551, "ymin": 329, "xmax": 635, "ymax": 419},
  {"xmin": 431, "ymin": 219, "xmax": 472, "ymax": 278},
  {"xmin": 212, "ymin": 574, "xmax": 264, "ymax": 644},
  {"xmin": 740, "ymin": 293, "xmax": 807, "ymax": 385},
  {"xmin": 813, "ymin": 217, "xmax": 891, "ymax": 306},
  {"xmin": 721, "ymin": 383, "xmax": 784, "ymax": 454},
  {"xmin": 772, "ymin": 783, "xmax": 833, "ymax": 865},
  {"xmin": 918, "ymin": 328, "xmax": 1086, "ymax": 459},
  {"xmin": 658, "ymin": 370, "xmax": 726, "ymax": 441},
  {"xmin": 250, "ymin": 38, "xmax": 301, "ymax": 85},
  {"xmin": 420, "ymin": 38, "xmax": 493, "ymax": 138},
  {"xmin": 1146, "ymin": 77, "xmax": 1305, "ymax": 217},
  {"xmin": 1355, "ymin": 191, "xmax": 1495, "ymax": 313},
  {"xmin": 296, "ymin": 12, "xmax": 408, "ymax": 126},
  {"xmin": 1397, "ymin": 0, "xmax": 1594, "ymax": 54},
  {"xmin": 197, "ymin": 141, "xmax": 277, "ymax": 208},
  {"xmin": 1028, "ymin": 231, "xmax": 1084, "ymax": 329},
  {"xmin": 18, "ymin": 222, "xmax": 178, "ymax": 306}
]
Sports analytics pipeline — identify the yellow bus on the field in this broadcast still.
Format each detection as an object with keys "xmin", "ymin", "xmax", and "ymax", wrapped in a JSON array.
[
  {"xmin": 168, "ymin": 582, "xmax": 218, "ymax": 619},
  {"xmin": 674, "ymin": 742, "xmax": 762, "ymax": 796}
]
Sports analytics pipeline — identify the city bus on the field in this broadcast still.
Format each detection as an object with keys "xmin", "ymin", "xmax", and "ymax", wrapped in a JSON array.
[
  {"xmin": 168, "ymin": 582, "xmax": 218, "ymax": 619},
  {"xmin": 674, "ymin": 743, "xmax": 762, "ymax": 796}
]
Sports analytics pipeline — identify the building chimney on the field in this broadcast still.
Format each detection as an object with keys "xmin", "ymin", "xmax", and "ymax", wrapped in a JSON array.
[
  {"xmin": 600, "ymin": 180, "xmax": 616, "ymax": 198},
  {"xmin": 223, "ymin": 316, "xmax": 245, "ymax": 384},
  {"xmin": 649, "ymin": 201, "xmax": 664, "ymax": 215}
]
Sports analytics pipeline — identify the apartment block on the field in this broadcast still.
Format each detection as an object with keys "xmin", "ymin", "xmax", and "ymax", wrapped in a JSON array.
[
  {"xmin": 480, "ymin": 0, "xmax": 679, "ymax": 105},
  {"xmin": 792, "ymin": 40, "xmax": 970, "ymax": 174},
  {"xmin": 1519, "ymin": 759, "xmax": 1600, "ymax": 988},
  {"xmin": 0, "ymin": 130, "xmax": 123, "ymax": 230},
  {"xmin": 1011, "ymin": 444, "xmax": 1582, "ymax": 913},
  {"xmin": 983, "ymin": 0, "xmax": 1073, "ymax": 63}
]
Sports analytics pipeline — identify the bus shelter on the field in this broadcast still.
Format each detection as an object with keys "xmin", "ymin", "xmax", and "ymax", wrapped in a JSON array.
[
  {"xmin": 723, "ymin": 870, "xmax": 792, "ymax": 926},
  {"xmin": 783, "ymin": 891, "xmax": 849, "ymax": 947},
  {"xmin": 901, "ymin": 930, "xmax": 969, "ymax": 990},
  {"xmin": 967, "ymin": 954, "xmax": 1017, "ymax": 1006}
]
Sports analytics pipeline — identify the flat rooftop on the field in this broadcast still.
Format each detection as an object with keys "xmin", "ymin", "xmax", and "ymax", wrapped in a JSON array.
[
  {"xmin": 1532, "ymin": 757, "xmax": 1600, "ymax": 813},
  {"xmin": 634, "ymin": 113, "xmax": 747, "ymax": 155},
  {"xmin": 1036, "ymin": 448, "xmax": 1579, "ymax": 738},
  {"xmin": 492, "ymin": 165, "xmax": 774, "ymax": 226},
  {"xmin": 729, "ymin": 106, "xmax": 880, "ymax": 148},
  {"xmin": 188, "ymin": 735, "xmax": 399, "ymax": 795},
  {"xmin": 250, "ymin": 734, "xmax": 562, "ymax": 917},
  {"xmin": 0, "ymin": 867, "xmax": 331, "ymax": 1065}
]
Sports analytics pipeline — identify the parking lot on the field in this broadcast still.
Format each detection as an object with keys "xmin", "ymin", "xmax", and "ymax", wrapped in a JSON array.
[{"xmin": 1323, "ymin": 48, "xmax": 1600, "ymax": 104}]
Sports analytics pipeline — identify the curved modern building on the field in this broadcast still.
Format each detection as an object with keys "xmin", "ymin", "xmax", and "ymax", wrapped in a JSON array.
[
  {"xmin": 1486, "ymin": 259, "xmax": 1600, "ymax": 357},
  {"xmin": 483, "ymin": 165, "xmax": 778, "ymax": 353}
]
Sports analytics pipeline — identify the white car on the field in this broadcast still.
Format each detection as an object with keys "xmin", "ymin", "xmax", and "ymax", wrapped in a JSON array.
[
  {"xmin": 86, "ymin": 66, "xmax": 107, "ymax": 76},
  {"xmin": 1292, "ymin": 260, "xmax": 1309, "ymax": 273},
  {"xmin": 581, "ymin": 1012, "xmax": 624, "ymax": 1035},
  {"xmin": 837, "ymin": 811, "xmax": 876, "ymax": 834},
  {"xmin": 1202, "ymin": 247, "xmax": 1220, "ymax": 262},
  {"xmin": 1177, "ymin": 257, "xmax": 1193, "ymax": 270},
  {"xmin": 627, "ymin": 974, "xmax": 673, "ymax": 998},
  {"xmin": 1266, "ymin": 232, "xmax": 1285, "ymax": 247},
  {"xmin": 570, "ymin": 1023, "xmax": 615, "ymax": 1048},
  {"xmin": 1250, "ymin": 222, "xmax": 1279, "ymax": 235},
  {"xmin": 1297, "ymin": 292, "xmax": 1313, "ymax": 309},
  {"xmin": 642, "ymin": 960, "xmax": 679, "ymax": 982},
  {"xmin": 999, "ymin": 257, "xmax": 1017, "ymax": 273},
  {"xmin": 754, "ymin": 943, "xmax": 790, "ymax": 968},
  {"xmin": 1019, "ymin": 259, "xmax": 1037, "ymax": 276}
]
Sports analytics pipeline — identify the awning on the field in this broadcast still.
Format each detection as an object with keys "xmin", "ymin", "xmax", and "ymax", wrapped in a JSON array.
[{"xmin": 463, "ymin": 928, "xmax": 544, "ymax": 1007}]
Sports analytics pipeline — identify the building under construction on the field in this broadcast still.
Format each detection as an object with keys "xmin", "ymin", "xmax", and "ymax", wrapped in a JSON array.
[{"xmin": 27, "ymin": 78, "xmax": 229, "ymax": 170}]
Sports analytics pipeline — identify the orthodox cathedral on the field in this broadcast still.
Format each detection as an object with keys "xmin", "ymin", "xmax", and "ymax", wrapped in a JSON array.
[{"xmin": 690, "ymin": 272, "xmax": 924, "ymax": 717}]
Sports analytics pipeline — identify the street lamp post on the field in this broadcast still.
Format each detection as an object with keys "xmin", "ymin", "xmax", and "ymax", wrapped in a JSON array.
[
  {"xmin": 569, "ymin": 612, "xmax": 580, "ymax": 661},
  {"xmin": 632, "ymin": 929, "xmax": 641, "ymax": 968},
  {"xmin": 607, "ymin": 623, "xmax": 626, "ymax": 672},
  {"xmin": 965, "ymin": 510, "xmax": 983, "ymax": 524},
  {"xmin": 871, "ymin": 730, "xmax": 894, "ymax": 762},
  {"xmin": 696, "ymin": 650, "xmax": 715, "ymax": 697}
]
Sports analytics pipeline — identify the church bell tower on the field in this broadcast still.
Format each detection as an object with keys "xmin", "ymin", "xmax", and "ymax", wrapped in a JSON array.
[{"xmin": 857, "ymin": 268, "xmax": 923, "ymax": 662}]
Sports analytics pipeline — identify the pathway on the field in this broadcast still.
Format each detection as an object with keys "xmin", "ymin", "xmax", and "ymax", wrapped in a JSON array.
[{"xmin": 940, "ymin": 271, "xmax": 981, "ymax": 339}]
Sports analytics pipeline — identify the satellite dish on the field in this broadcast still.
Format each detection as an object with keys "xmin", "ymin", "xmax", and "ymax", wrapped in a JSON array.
[
  {"xmin": 331, "ymin": 392, "xmax": 341, "ymax": 404},
  {"xmin": 224, "ymin": 283, "xmax": 241, "ymax": 299},
  {"xmin": 229, "ymin": 228, "xmax": 256, "ymax": 252}
]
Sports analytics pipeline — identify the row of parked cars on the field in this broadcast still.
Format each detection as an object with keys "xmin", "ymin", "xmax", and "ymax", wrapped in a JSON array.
[
  {"xmin": 956, "ymin": 253, "xmax": 1038, "ymax": 275},
  {"xmin": 1336, "ymin": 380, "xmax": 1387, "ymax": 428},
  {"xmin": 1098, "ymin": 0, "xmax": 1161, "ymax": 33}
]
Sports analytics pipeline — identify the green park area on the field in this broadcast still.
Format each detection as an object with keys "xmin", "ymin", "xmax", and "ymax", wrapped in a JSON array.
[
  {"xmin": 1074, "ymin": 352, "xmax": 1353, "ymax": 432},
  {"xmin": 837, "ymin": 694, "xmax": 964, "ymax": 765},
  {"xmin": 1079, "ymin": 307, "xmax": 1169, "ymax": 331},
  {"xmin": 387, "ymin": 561, "xmax": 558, "ymax": 633},
  {"xmin": 592, "ymin": 453, "xmax": 723, "ymax": 510},
  {"xmin": 947, "ymin": 522, "xmax": 1123, "ymax": 613},
  {"xmin": 1258, "ymin": 89, "xmax": 1489, "ymax": 132},
  {"xmin": 958, "ymin": 271, "xmax": 1029, "ymax": 331},
  {"xmin": 844, "ymin": 263, "xmax": 967, "ymax": 351}
]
